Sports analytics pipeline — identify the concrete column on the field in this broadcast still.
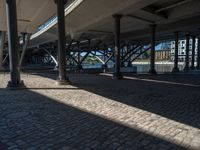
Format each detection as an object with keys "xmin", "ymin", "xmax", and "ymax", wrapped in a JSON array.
[
  {"xmin": 113, "ymin": 15, "xmax": 123, "ymax": 79},
  {"xmin": 6, "ymin": 0, "xmax": 24, "ymax": 88},
  {"xmin": 55, "ymin": 0, "xmax": 69, "ymax": 84},
  {"xmin": 149, "ymin": 24, "xmax": 157, "ymax": 75},
  {"xmin": 196, "ymin": 37, "xmax": 200, "ymax": 69},
  {"xmin": 0, "ymin": 31, "xmax": 6, "ymax": 69},
  {"xmin": 184, "ymin": 34, "xmax": 190, "ymax": 71},
  {"xmin": 172, "ymin": 31, "xmax": 180, "ymax": 72},
  {"xmin": 191, "ymin": 35, "xmax": 196, "ymax": 70}
]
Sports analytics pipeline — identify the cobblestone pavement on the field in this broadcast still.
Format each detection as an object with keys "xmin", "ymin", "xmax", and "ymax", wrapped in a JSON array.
[{"xmin": 0, "ymin": 72, "xmax": 200, "ymax": 150}]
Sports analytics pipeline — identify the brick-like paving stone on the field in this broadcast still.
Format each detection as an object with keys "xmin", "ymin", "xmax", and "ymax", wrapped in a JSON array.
[{"xmin": 0, "ymin": 72, "xmax": 200, "ymax": 150}]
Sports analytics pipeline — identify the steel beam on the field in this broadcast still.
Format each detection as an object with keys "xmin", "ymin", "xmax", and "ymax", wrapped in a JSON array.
[
  {"xmin": 55, "ymin": 0, "xmax": 69, "ymax": 84},
  {"xmin": 90, "ymin": 52, "xmax": 105, "ymax": 64},
  {"xmin": 77, "ymin": 42, "xmax": 83, "ymax": 70},
  {"xmin": 104, "ymin": 53, "xmax": 114, "ymax": 65},
  {"xmin": 184, "ymin": 34, "xmax": 190, "ymax": 71},
  {"xmin": 6, "ymin": 0, "xmax": 25, "ymax": 88},
  {"xmin": 191, "ymin": 35, "xmax": 196, "ymax": 70},
  {"xmin": 149, "ymin": 24, "xmax": 157, "ymax": 75},
  {"xmin": 127, "ymin": 45, "xmax": 133, "ymax": 67},
  {"xmin": 113, "ymin": 15, "xmax": 123, "ymax": 79},
  {"xmin": 19, "ymin": 33, "xmax": 31, "ymax": 69},
  {"xmin": 121, "ymin": 45, "xmax": 141, "ymax": 64},
  {"xmin": 131, "ymin": 46, "xmax": 151, "ymax": 62},
  {"xmin": 80, "ymin": 40, "xmax": 91, "ymax": 64},
  {"xmin": 70, "ymin": 55, "xmax": 78, "ymax": 65},
  {"xmin": 172, "ymin": 31, "xmax": 180, "ymax": 72},
  {"xmin": 21, "ymin": 33, "xmax": 26, "ymax": 46},
  {"xmin": 40, "ymin": 46, "xmax": 58, "ymax": 67},
  {"xmin": 97, "ymin": 50, "xmax": 114, "ymax": 62}
]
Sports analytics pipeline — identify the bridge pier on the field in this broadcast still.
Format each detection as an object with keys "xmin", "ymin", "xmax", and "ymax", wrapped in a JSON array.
[
  {"xmin": 55, "ymin": 0, "xmax": 70, "ymax": 85},
  {"xmin": 113, "ymin": 15, "xmax": 123, "ymax": 80},
  {"xmin": 191, "ymin": 35, "xmax": 196, "ymax": 70},
  {"xmin": 196, "ymin": 37, "xmax": 200, "ymax": 69},
  {"xmin": 149, "ymin": 24, "xmax": 157, "ymax": 75},
  {"xmin": 6, "ymin": 0, "xmax": 25, "ymax": 88},
  {"xmin": 184, "ymin": 34, "xmax": 190, "ymax": 71},
  {"xmin": 172, "ymin": 31, "xmax": 180, "ymax": 73}
]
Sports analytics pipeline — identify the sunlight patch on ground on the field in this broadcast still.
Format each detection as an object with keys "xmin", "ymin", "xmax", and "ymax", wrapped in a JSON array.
[
  {"xmin": 35, "ymin": 87, "xmax": 200, "ymax": 150},
  {"xmin": 101, "ymin": 73, "xmax": 200, "ymax": 87}
]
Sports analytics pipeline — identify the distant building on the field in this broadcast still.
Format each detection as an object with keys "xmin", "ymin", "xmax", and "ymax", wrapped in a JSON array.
[
  {"xmin": 155, "ymin": 49, "xmax": 171, "ymax": 60},
  {"xmin": 171, "ymin": 38, "xmax": 198, "ymax": 61},
  {"xmin": 155, "ymin": 42, "xmax": 171, "ymax": 60}
]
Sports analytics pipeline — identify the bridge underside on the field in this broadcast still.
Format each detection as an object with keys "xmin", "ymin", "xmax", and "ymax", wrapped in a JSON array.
[{"xmin": 0, "ymin": 0, "xmax": 200, "ymax": 87}]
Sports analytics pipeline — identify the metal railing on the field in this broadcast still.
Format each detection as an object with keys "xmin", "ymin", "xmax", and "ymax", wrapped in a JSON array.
[{"xmin": 36, "ymin": 0, "xmax": 76, "ymax": 32}]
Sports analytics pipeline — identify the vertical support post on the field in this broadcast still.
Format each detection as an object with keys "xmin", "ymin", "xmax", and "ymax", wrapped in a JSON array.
[
  {"xmin": 19, "ymin": 33, "xmax": 31, "ymax": 69},
  {"xmin": 21, "ymin": 33, "xmax": 26, "ymax": 46},
  {"xmin": 113, "ymin": 15, "xmax": 123, "ymax": 79},
  {"xmin": 0, "ymin": 31, "xmax": 6, "ymax": 69},
  {"xmin": 127, "ymin": 45, "xmax": 132, "ymax": 67},
  {"xmin": 55, "ymin": 0, "xmax": 69, "ymax": 84},
  {"xmin": 149, "ymin": 24, "xmax": 157, "ymax": 75},
  {"xmin": 196, "ymin": 37, "xmax": 200, "ymax": 69},
  {"xmin": 6, "ymin": 0, "xmax": 24, "ymax": 88},
  {"xmin": 191, "ymin": 35, "xmax": 196, "ymax": 70},
  {"xmin": 184, "ymin": 34, "xmax": 190, "ymax": 71},
  {"xmin": 121, "ymin": 45, "xmax": 125, "ymax": 67},
  {"xmin": 77, "ymin": 42, "xmax": 82, "ymax": 70},
  {"xmin": 172, "ymin": 31, "xmax": 180, "ymax": 72}
]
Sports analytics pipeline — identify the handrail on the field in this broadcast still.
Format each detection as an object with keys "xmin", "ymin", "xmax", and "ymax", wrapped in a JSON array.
[
  {"xmin": 37, "ymin": 0, "xmax": 76, "ymax": 32},
  {"xmin": 31, "ymin": 0, "xmax": 83, "ymax": 40}
]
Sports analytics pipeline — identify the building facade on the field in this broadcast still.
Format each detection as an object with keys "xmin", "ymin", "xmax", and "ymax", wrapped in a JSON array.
[
  {"xmin": 171, "ymin": 38, "xmax": 198, "ymax": 61},
  {"xmin": 155, "ymin": 49, "xmax": 171, "ymax": 60},
  {"xmin": 154, "ymin": 42, "xmax": 171, "ymax": 61}
]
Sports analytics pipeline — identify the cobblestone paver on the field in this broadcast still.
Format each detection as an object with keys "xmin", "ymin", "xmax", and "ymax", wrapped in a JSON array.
[{"xmin": 0, "ymin": 72, "xmax": 200, "ymax": 150}]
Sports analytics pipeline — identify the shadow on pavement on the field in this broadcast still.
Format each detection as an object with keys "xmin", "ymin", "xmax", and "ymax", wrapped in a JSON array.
[
  {"xmin": 0, "ymin": 88, "xmax": 187, "ymax": 149},
  {"xmin": 69, "ymin": 73, "xmax": 200, "ymax": 130}
]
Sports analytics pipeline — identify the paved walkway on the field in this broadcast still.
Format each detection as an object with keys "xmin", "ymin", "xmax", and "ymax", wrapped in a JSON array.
[{"xmin": 0, "ymin": 72, "xmax": 200, "ymax": 150}]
